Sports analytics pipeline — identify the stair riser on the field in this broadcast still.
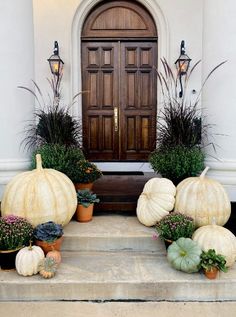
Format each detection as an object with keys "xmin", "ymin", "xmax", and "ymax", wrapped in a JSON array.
[
  {"xmin": 61, "ymin": 236, "xmax": 165, "ymax": 253},
  {"xmin": 1, "ymin": 281, "xmax": 235, "ymax": 301}
]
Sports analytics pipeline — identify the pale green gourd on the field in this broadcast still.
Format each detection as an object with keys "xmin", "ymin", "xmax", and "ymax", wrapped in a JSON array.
[{"xmin": 167, "ymin": 237, "xmax": 202, "ymax": 273}]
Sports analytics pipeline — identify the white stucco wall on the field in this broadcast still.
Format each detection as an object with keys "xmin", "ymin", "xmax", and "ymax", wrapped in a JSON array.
[{"xmin": 0, "ymin": 0, "xmax": 34, "ymax": 198}]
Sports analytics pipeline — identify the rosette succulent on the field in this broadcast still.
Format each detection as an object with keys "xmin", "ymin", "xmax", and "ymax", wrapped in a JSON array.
[{"xmin": 33, "ymin": 221, "xmax": 63, "ymax": 243}]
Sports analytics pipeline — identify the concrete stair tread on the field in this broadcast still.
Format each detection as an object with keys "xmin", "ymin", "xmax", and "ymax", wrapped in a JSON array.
[
  {"xmin": 63, "ymin": 216, "xmax": 155, "ymax": 238},
  {"xmin": 62, "ymin": 216, "xmax": 164, "ymax": 252},
  {"xmin": 1, "ymin": 250, "xmax": 236, "ymax": 301}
]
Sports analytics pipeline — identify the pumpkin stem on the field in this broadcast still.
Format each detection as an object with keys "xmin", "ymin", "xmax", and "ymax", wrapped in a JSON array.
[
  {"xmin": 200, "ymin": 166, "xmax": 210, "ymax": 180},
  {"xmin": 28, "ymin": 240, "xmax": 33, "ymax": 251},
  {"xmin": 36, "ymin": 154, "xmax": 43, "ymax": 171}
]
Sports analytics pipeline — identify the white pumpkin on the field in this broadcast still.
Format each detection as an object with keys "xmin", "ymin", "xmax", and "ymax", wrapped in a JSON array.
[
  {"xmin": 16, "ymin": 243, "xmax": 45, "ymax": 276},
  {"xmin": 1, "ymin": 154, "xmax": 77, "ymax": 227},
  {"xmin": 174, "ymin": 167, "xmax": 231, "ymax": 227},
  {"xmin": 136, "ymin": 178, "xmax": 176, "ymax": 227},
  {"xmin": 193, "ymin": 224, "xmax": 236, "ymax": 267}
]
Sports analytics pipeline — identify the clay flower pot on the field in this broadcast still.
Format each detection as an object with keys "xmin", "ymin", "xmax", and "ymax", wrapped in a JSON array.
[
  {"xmin": 75, "ymin": 183, "xmax": 93, "ymax": 190},
  {"xmin": 164, "ymin": 239, "xmax": 173, "ymax": 250},
  {"xmin": 35, "ymin": 236, "xmax": 63, "ymax": 255},
  {"xmin": 204, "ymin": 267, "xmax": 219, "ymax": 279},
  {"xmin": 75, "ymin": 204, "xmax": 94, "ymax": 222}
]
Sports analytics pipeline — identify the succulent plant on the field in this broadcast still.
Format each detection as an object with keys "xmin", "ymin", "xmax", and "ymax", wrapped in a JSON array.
[
  {"xmin": 33, "ymin": 221, "xmax": 63, "ymax": 243},
  {"xmin": 77, "ymin": 189, "xmax": 100, "ymax": 208}
]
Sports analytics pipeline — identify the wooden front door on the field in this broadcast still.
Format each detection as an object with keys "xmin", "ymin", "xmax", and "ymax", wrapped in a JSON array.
[{"xmin": 81, "ymin": 1, "xmax": 157, "ymax": 161}]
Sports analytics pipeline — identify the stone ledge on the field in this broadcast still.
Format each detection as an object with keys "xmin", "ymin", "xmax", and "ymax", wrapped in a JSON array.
[{"xmin": 0, "ymin": 251, "xmax": 236, "ymax": 302}]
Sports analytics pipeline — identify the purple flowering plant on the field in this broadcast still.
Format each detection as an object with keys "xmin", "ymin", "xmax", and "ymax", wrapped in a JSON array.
[
  {"xmin": 0, "ymin": 215, "xmax": 34, "ymax": 250},
  {"xmin": 155, "ymin": 212, "xmax": 195, "ymax": 241}
]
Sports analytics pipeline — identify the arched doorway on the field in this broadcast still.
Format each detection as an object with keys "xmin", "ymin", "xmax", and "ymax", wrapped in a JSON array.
[{"xmin": 81, "ymin": 0, "xmax": 157, "ymax": 161}]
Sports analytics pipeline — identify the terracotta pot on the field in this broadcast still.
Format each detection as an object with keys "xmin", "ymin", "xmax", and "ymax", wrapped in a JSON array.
[
  {"xmin": 74, "ymin": 183, "xmax": 93, "ymax": 191},
  {"xmin": 35, "ymin": 236, "xmax": 63, "ymax": 255},
  {"xmin": 75, "ymin": 204, "xmax": 94, "ymax": 222},
  {"xmin": 204, "ymin": 267, "xmax": 219, "ymax": 279},
  {"xmin": 0, "ymin": 247, "xmax": 22, "ymax": 270}
]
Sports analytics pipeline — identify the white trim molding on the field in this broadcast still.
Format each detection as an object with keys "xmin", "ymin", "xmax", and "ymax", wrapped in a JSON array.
[
  {"xmin": 0, "ymin": 159, "xmax": 31, "ymax": 184},
  {"xmin": 205, "ymin": 159, "xmax": 236, "ymax": 201}
]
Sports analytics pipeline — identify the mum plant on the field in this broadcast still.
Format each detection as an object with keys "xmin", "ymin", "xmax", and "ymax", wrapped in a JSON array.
[
  {"xmin": 155, "ymin": 212, "xmax": 195, "ymax": 242},
  {"xmin": 77, "ymin": 189, "xmax": 100, "ymax": 208},
  {"xmin": 31, "ymin": 143, "xmax": 85, "ymax": 176},
  {"xmin": 33, "ymin": 221, "xmax": 63, "ymax": 243},
  {"xmin": 0, "ymin": 215, "xmax": 34, "ymax": 250},
  {"xmin": 70, "ymin": 160, "xmax": 103, "ymax": 184}
]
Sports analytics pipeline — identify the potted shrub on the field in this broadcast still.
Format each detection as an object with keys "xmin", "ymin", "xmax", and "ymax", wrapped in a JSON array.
[
  {"xmin": 155, "ymin": 212, "xmax": 195, "ymax": 249},
  {"xmin": 149, "ymin": 59, "xmax": 225, "ymax": 185},
  {"xmin": 76, "ymin": 189, "xmax": 100, "ymax": 222},
  {"xmin": 198, "ymin": 249, "xmax": 228, "ymax": 279},
  {"xmin": 0, "ymin": 215, "xmax": 34, "ymax": 270},
  {"xmin": 34, "ymin": 221, "xmax": 64, "ymax": 255},
  {"xmin": 31, "ymin": 143, "xmax": 85, "ymax": 177},
  {"xmin": 72, "ymin": 160, "xmax": 103, "ymax": 190},
  {"xmin": 149, "ymin": 145, "xmax": 204, "ymax": 185}
]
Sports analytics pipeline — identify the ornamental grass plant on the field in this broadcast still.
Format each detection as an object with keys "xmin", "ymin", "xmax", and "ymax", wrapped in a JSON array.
[
  {"xmin": 19, "ymin": 78, "xmax": 84, "ymax": 150},
  {"xmin": 0, "ymin": 215, "xmax": 34, "ymax": 250},
  {"xmin": 149, "ymin": 59, "xmax": 226, "ymax": 184},
  {"xmin": 156, "ymin": 212, "xmax": 195, "ymax": 242}
]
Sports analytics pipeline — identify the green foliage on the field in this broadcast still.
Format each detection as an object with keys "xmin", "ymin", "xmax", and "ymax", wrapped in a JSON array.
[
  {"xmin": 0, "ymin": 215, "xmax": 34, "ymax": 250},
  {"xmin": 198, "ymin": 249, "xmax": 228, "ymax": 273},
  {"xmin": 149, "ymin": 145, "xmax": 205, "ymax": 185},
  {"xmin": 19, "ymin": 79, "xmax": 84, "ymax": 150},
  {"xmin": 70, "ymin": 160, "xmax": 102, "ymax": 184},
  {"xmin": 77, "ymin": 189, "xmax": 100, "ymax": 208},
  {"xmin": 156, "ymin": 212, "xmax": 195, "ymax": 241},
  {"xmin": 33, "ymin": 221, "xmax": 63, "ymax": 243},
  {"xmin": 31, "ymin": 144, "xmax": 85, "ymax": 178}
]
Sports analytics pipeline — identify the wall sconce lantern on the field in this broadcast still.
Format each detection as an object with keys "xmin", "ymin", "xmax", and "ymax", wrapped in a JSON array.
[
  {"xmin": 47, "ymin": 41, "xmax": 64, "ymax": 97},
  {"xmin": 175, "ymin": 40, "xmax": 191, "ymax": 98}
]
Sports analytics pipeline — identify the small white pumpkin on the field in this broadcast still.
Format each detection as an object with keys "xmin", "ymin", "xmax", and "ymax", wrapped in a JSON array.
[
  {"xmin": 136, "ymin": 178, "xmax": 176, "ymax": 227},
  {"xmin": 1, "ymin": 154, "xmax": 77, "ymax": 227},
  {"xmin": 16, "ymin": 243, "xmax": 45, "ymax": 276},
  {"xmin": 192, "ymin": 224, "xmax": 236, "ymax": 267},
  {"xmin": 174, "ymin": 167, "xmax": 231, "ymax": 227}
]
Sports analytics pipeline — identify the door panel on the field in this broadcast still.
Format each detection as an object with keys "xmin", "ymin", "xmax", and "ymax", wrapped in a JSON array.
[
  {"xmin": 120, "ymin": 42, "xmax": 157, "ymax": 160},
  {"xmin": 82, "ymin": 40, "xmax": 157, "ymax": 161},
  {"xmin": 82, "ymin": 42, "xmax": 119, "ymax": 160}
]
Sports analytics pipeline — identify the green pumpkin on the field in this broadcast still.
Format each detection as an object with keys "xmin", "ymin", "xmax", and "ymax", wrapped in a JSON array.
[{"xmin": 167, "ymin": 237, "xmax": 202, "ymax": 273}]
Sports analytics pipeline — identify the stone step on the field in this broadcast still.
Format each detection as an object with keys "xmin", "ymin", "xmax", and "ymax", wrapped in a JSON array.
[
  {"xmin": 62, "ymin": 216, "xmax": 164, "ymax": 253},
  {"xmin": 1, "ymin": 250, "xmax": 236, "ymax": 302}
]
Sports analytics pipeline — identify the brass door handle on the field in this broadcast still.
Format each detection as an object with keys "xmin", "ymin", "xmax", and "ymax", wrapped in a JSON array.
[{"xmin": 114, "ymin": 106, "xmax": 118, "ymax": 132}]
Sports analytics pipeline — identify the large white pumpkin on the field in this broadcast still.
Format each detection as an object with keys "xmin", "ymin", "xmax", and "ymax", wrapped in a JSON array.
[
  {"xmin": 136, "ymin": 178, "xmax": 176, "ymax": 227},
  {"xmin": 192, "ymin": 224, "xmax": 236, "ymax": 267},
  {"xmin": 1, "ymin": 154, "xmax": 77, "ymax": 226},
  {"xmin": 174, "ymin": 167, "xmax": 231, "ymax": 227},
  {"xmin": 16, "ymin": 244, "xmax": 45, "ymax": 276}
]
